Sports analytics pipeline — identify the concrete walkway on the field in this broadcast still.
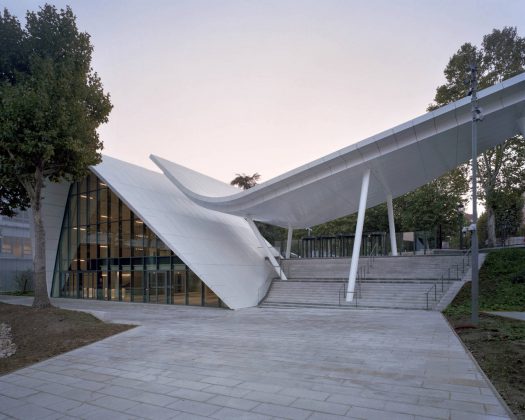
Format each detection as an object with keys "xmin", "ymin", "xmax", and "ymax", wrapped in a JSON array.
[
  {"xmin": 485, "ymin": 311, "xmax": 525, "ymax": 322},
  {"xmin": 0, "ymin": 296, "xmax": 511, "ymax": 419}
]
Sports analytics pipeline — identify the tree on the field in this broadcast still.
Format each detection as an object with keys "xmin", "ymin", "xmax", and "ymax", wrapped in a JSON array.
[
  {"xmin": 309, "ymin": 167, "xmax": 468, "ymax": 250},
  {"xmin": 230, "ymin": 173, "xmax": 261, "ymax": 190},
  {"xmin": 429, "ymin": 27, "xmax": 525, "ymax": 247},
  {"xmin": 0, "ymin": 5, "xmax": 112, "ymax": 308},
  {"xmin": 229, "ymin": 171, "xmax": 285, "ymax": 242},
  {"xmin": 310, "ymin": 203, "xmax": 391, "ymax": 236},
  {"xmin": 395, "ymin": 167, "xmax": 469, "ymax": 247}
]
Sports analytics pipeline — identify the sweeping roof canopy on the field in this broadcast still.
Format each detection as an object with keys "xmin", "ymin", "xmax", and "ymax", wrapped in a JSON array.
[{"xmin": 153, "ymin": 73, "xmax": 525, "ymax": 228}]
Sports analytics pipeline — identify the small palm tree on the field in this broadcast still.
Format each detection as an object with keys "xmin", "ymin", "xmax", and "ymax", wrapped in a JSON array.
[{"xmin": 230, "ymin": 173, "xmax": 261, "ymax": 190}]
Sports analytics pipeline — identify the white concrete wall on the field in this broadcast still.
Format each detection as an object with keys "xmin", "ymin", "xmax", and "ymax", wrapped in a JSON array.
[
  {"xmin": 41, "ymin": 156, "xmax": 274, "ymax": 309},
  {"xmin": 40, "ymin": 182, "xmax": 70, "ymax": 295}
]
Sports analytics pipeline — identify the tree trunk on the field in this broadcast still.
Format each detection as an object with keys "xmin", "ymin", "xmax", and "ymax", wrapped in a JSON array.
[
  {"xmin": 30, "ymin": 167, "xmax": 52, "ymax": 309},
  {"xmin": 486, "ymin": 205, "xmax": 497, "ymax": 248}
]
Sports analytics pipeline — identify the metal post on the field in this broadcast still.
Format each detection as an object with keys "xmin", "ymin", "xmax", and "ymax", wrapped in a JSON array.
[
  {"xmin": 386, "ymin": 194, "xmax": 398, "ymax": 256},
  {"xmin": 346, "ymin": 168, "xmax": 371, "ymax": 302},
  {"xmin": 285, "ymin": 226, "xmax": 293, "ymax": 259},
  {"xmin": 469, "ymin": 64, "xmax": 480, "ymax": 325}
]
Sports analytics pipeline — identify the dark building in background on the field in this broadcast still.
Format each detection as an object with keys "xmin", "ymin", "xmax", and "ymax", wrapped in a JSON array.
[{"xmin": 0, "ymin": 211, "xmax": 33, "ymax": 292}]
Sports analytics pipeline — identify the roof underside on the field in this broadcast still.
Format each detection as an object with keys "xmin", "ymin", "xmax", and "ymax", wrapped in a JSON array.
[{"xmin": 153, "ymin": 73, "xmax": 525, "ymax": 228}]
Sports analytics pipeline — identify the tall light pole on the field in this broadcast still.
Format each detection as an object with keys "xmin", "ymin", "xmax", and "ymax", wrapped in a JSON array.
[{"xmin": 467, "ymin": 64, "xmax": 483, "ymax": 325}]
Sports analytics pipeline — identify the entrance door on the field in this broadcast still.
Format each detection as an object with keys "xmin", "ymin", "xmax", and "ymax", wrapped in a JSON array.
[
  {"xmin": 80, "ymin": 271, "xmax": 97, "ymax": 299},
  {"xmin": 146, "ymin": 272, "xmax": 167, "ymax": 304}
]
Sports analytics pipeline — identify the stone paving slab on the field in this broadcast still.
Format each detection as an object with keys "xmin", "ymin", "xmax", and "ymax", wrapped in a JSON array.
[{"xmin": 0, "ymin": 296, "xmax": 512, "ymax": 419}]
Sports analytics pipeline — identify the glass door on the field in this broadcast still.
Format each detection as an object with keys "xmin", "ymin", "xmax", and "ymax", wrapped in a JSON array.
[
  {"xmin": 171, "ymin": 267, "xmax": 186, "ymax": 305},
  {"xmin": 80, "ymin": 271, "xmax": 97, "ymax": 299},
  {"xmin": 156, "ymin": 272, "xmax": 166, "ymax": 304},
  {"xmin": 146, "ymin": 271, "xmax": 168, "ymax": 304}
]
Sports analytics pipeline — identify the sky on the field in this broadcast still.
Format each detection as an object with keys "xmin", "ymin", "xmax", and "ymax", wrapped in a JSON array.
[{"xmin": 2, "ymin": 0, "xmax": 525, "ymax": 184}]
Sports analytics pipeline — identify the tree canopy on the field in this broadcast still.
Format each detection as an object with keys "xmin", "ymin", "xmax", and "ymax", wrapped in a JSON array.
[
  {"xmin": 395, "ymin": 167, "xmax": 469, "ymax": 240},
  {"xmin": 429, "ymin": 27, "xmax": 525, "ymax": 246},
  {"xmin": 230, "ymin": 172, "xmax": 261, "ymax": 190},
  {"xmin": 0, "ymin": 5, "xmax": 112, "ymax": 307}
]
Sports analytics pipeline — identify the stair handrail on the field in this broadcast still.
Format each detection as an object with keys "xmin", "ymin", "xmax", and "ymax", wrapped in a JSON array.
[
  {"xmin": 356, "ymin": 265, "xmax": 364, "ymax": 305},
  {"xmin": 366, "ymin": 242, "xmax": 379, "ymax": 273},
  {"xmin": 339, "ymin": 263, "xmax": 364, "ymax": 306},
  {"xmin": 425, "ymin": 283, "xmax": 437, "ymax": 310},
  {"xmin": 257, "ymin": 276, "xmax": 274, "ymax": 305},
  {"xmin": 338, "ymin": 282, "xmax": 347, "ymax": 306},
  {"xmin": 463, "ymin": 247, "xmax": 472, "ymax": 270},
  {"xmin": 423, "ymin": 252, "xmax": 469, "ymax": 310}
]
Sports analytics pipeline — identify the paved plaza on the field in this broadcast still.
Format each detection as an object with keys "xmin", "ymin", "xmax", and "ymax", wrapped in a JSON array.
[{"xmin": 0, "ymin": 297, "xmax": 511, "ymax": 419}]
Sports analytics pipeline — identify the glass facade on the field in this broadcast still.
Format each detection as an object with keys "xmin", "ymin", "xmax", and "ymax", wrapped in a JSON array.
[{"xmin": 52, "ymin": 172, "xmax": 224, "ymax": 308}]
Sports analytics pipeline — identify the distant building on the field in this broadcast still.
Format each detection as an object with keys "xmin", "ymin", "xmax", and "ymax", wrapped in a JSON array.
[{"xmin": 0, "ymin": 211, "xmax": 33, "ymax": 292}]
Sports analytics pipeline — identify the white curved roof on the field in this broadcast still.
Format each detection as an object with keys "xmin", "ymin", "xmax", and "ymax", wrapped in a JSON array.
[
  {"xmin": 153, "ymin": 72, "xmax": 525, "ymax": 228},
  {"xmin": 42, "ymin": 156, "xmax": 275, "ymax": 310}
]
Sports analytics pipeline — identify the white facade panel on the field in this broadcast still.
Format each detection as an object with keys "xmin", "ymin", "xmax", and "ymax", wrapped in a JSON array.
[
  {"xmin": 89, "ymin": 157, "xmax": 274, "ymax": 309},
  {"xmin": 41, "ymin": 182, "xmax": 70, "ymax": 294}
]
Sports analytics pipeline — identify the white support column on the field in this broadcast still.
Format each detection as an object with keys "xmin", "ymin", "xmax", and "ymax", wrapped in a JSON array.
[
  {"xmin": 285, "ymin": 226, "xmax": 293, "ymax": 259},
  {"xmin": 346, "ymin": 169, "xmax": 370, "ymax": 302},
  {"xmin": 246, "ymin": 217, "xmax": 287, "ymax": 280},
  {"xmin": 386, "ymin": 194, "xmax": 398, "ymax": 256}
]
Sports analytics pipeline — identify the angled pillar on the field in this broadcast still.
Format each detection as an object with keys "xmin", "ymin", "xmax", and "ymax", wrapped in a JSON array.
[
  {"xmin": 285, "ymin": 226, "xmax": 293, "ymax": 259},
  {"xmin": 346, "ymin": 168, "xmax": 370, "ymax": 302},
  {"xmin": 386, "ymin": 194, "xmax": 398, "ymax": 256},
  {"xmin": 246, "ymin": 218, "xmax": 287, "ymax": 280}
]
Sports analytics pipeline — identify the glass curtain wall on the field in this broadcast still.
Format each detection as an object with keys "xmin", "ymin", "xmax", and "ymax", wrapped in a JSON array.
[{"xmin": 52, "ymin": 172, "xmax": 224, "ymax": 308}]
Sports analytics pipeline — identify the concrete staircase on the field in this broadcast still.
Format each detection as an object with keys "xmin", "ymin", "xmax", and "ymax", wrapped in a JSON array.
[{"xmin": 260, "ymin": 255, "xmax": 468, "ymax": 310}]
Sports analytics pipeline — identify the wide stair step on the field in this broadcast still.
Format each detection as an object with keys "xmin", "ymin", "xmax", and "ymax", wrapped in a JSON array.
[{"xmin": 260, "ymin": 255, "xmax": 469, "ymax": 310}]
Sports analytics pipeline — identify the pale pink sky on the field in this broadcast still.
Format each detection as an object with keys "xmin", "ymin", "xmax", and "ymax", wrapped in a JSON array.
[{"xmin": 5, "ymin": 0, "xmax": 525, "ymax": 184}]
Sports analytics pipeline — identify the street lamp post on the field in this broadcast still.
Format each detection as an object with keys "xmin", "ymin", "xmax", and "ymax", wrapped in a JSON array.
[{"xmin": 468, "ymin": 64, "xmax": 483, "ymax": 325}]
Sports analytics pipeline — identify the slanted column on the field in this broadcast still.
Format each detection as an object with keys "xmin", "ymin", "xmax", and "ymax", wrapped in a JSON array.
[
  {"xmin": 285, "ymin": 226, "xmax": 293, "ymax": 259},
  {"xmin": 386, "ymin": 194, "xmax": 398, "ymax": 256},
  {"xmin": 346, "ymin": 168, "xmax": 370, "ymax": 302},
  {"xmin": 246, "ymin": 217, "xmax": 287, "ymax": 280}
]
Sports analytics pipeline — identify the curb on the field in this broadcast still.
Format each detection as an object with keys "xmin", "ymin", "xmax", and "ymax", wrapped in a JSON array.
[{"xmin": 442, "ymin": 312, "xmax": 517, "ymax": 420}]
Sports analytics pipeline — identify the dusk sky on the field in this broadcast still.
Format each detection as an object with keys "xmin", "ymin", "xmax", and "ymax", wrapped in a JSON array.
[{"xmin": 3, "ymin": 0, "xmax": 525, "ymax": 184}]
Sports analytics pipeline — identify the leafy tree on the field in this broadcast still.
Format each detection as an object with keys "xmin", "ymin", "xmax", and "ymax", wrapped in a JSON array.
[
  {"xmin": 310, "ymin": 168, "xmax": 468, "ymax": 250},
  {"xmin": 230, "ymin": 172, "xmax": 261, "ymax": 190},
  {"xmin": 487, "ymin": 189, "xmax": 524, "ymax": 244},
  {"xmin": 310, "ymin": 203, "xmax": 391, "ymax": 236},
  {"xmin": 395, "ymin": 167, "xmax": 469, "ymax": 246},
  {"xmin": 428, "ymin": 27, "xmax": 525, "ymax": 247},
  {"xmin": 0, "ymin": 5, "xmax": 112, "ymax": 308},
  {"xmin": 229, "ymin": 171, "xmax": 286, "ymax": 243}
]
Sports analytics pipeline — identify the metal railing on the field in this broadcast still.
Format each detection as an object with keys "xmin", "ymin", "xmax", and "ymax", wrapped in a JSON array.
[
  {"xmin": 259, "ymin": 256, "xmax": 285, "ymax": 305},
  {"xmin": 338, "ymin": 264, "xmax": 365, "ymax": 307},
  {"xmin": 425, "ymin": 283, "xmax": 437, "ymax": 310},
  {"xmin": 257, "ymin": 276, "xmax": 273, "ymax": 305},
  {"xmin": 338, "ymin": 282, "xmax": 347, "ymax": 306},
  {"xmin": 424, "ymin": 249, "xmax": 472, "ymax": 310},
  {"xmin": 365, "ymin": 242, "xmax": 379, "ymax": 273}
]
